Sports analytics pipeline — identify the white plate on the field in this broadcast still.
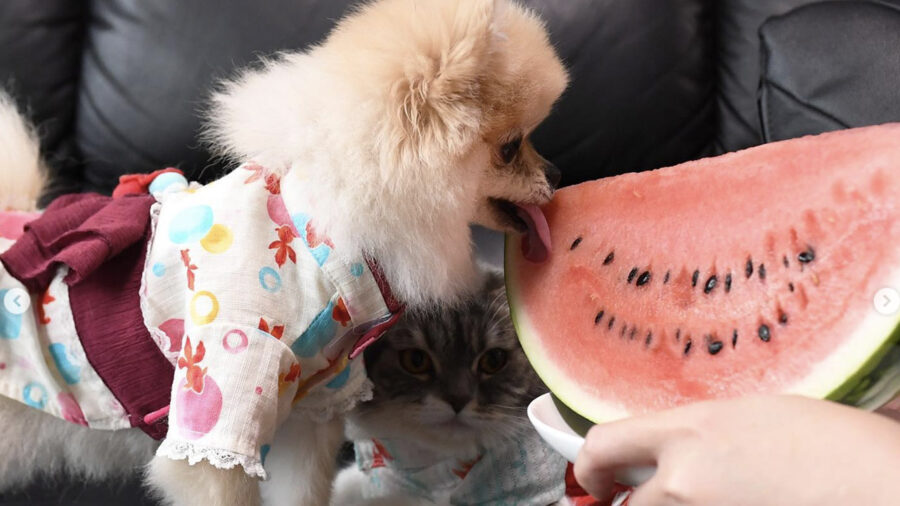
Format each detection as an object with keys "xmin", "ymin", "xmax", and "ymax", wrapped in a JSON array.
[{"xmin": 527, "ymin": 393, "xmax": 655, "ymax": 486}]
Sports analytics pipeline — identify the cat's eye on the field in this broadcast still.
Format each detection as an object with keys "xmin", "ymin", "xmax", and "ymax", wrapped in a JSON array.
[
  {"xmin": 500, "ymin": 137, "xmax": 522, "ymax": 164},
  {"xmin": 478, "ymin": 348, "xmax": 508, "ymax": 375},
  {"xmin": 399, "ymin": 349, "xmax": 433, "ymax": 376}
]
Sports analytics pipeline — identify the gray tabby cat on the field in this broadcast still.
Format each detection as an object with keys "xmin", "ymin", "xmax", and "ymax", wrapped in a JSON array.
[{"xmin": 331, "ymin": 270, "xmax": 568, "ymax": 506}]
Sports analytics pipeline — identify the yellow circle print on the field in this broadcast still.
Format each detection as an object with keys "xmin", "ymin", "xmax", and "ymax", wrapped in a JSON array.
[
  {"xmin": 190, "ymin": 291, "xmax": 219, "ymax": 325},
  {"xmin": 200, "ymin": 224, "xmax": 233, "ymax": 254}
]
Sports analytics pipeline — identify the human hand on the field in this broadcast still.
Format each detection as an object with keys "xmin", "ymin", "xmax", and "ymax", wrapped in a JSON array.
[{"xmin": 574, "ymin": 395, "xmax": 900, "ymax": 506}]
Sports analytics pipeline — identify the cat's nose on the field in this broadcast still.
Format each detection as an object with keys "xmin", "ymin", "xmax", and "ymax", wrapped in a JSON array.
[{"xmin": 445, "ymin": 395, "xmax": 470, "ymax": 414}]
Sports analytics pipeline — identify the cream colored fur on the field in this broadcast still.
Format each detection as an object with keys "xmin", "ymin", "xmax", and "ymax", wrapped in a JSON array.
[
  {"xmin": 0, "ymin": 0, "xmax": 567, "ymax": 504},
  {"xmin": 0, "ymin": 94, "xmax": 44, "ymax": 211}
]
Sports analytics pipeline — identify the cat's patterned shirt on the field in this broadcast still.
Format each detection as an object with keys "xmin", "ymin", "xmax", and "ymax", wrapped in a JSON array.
[{"xmin": 354, "ymin": 432, "xmax": 567, "ymax": 505}]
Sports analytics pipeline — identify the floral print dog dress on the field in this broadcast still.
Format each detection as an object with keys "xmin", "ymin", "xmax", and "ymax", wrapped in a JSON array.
[{"xmin": 0, "ymin": 164, "xmax": 402, "ymax": 478}]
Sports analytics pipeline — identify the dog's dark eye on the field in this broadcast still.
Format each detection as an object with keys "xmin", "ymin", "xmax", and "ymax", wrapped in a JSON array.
[
  {"xmin": 399, "ymin": 349, "xmax": 433, "ymax": 376},
  {"xmin": 500, "ymin": 137, "xmax": 522, "ymax": 164},
  {"xmin": 478, "ymin": 348, "xmax": 508, "ymax": 375}
]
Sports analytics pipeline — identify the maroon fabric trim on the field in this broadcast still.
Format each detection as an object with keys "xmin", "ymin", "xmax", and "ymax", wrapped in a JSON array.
[
  {"xmin": 69, "ymin": 216, "xmax": 174, "ymax": 440},
  {"xmin": 0, "ymin": 194, "xmax": 155, "ymax": 293},
  {"xmin": 0, "ymin": 193, "xmax": 173, "ymax": 439},
  {"xmin": 364, "ymin": 258, "xmax": 402, "ymax": 313},
  {"xmin": 349, "ymin": 311, "xmax": 404, "ymax": 359},
  {"xmin": 350, "ymin": 258, "xmax": 405, "ymax": 358}
]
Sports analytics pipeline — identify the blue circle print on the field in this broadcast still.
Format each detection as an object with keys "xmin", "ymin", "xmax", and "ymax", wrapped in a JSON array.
[
  {"xmin": 258, "ymin": 267, "xmax": 282, "ymax": 293},
  {"xmin": 23, "ymin": 382, "xmax": 48, "ymax": 409},
  {"xmin": 168, "ymin": 205, "xmax": 214, "ymax": 244}
]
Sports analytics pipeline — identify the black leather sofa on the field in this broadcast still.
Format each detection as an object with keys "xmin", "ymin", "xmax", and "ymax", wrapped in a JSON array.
[{"xmin": 0, "ymin": 0, "xmax": 898, "ymax": 504}]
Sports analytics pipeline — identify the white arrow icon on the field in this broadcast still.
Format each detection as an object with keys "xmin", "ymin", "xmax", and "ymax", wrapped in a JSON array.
[
  {"xmin": 3, "ymin": 288, "xmax": 30, "ymax": 315},
  {"xmin": 874, "ymin": 287, "xmax": 900, "ymax": 316}
]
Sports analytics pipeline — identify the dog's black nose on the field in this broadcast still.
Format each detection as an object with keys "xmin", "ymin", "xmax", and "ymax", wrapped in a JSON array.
[{"xmin": 544, "ymin": 160, "xmax": 562, "ymax": 189}]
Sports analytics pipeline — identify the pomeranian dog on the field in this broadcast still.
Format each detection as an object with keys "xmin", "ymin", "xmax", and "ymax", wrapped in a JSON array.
[{"xmin": 0, "ymin": 0, "xmax": 567, "ymax": 505}]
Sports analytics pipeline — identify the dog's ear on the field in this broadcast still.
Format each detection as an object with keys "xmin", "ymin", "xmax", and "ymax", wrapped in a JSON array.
[{"xmin": 379, "ymin": 0, "xmax": 499, "ymax": 170}]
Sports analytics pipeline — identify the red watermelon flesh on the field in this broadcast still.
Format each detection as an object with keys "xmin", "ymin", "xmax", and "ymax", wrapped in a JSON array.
[{"xmin": 507, "ymin": 124, "xmax": 900, "ymax": 424}]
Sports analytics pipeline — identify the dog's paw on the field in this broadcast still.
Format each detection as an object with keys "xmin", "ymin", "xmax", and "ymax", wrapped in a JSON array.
[{"xmin": 146, "ymin": 455, "xmax": 260, "ymax": 506}]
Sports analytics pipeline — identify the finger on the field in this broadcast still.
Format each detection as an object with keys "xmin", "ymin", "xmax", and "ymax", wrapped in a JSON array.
[
  {"xmin": 625, "ymin": 477, "xmax": 669, "ymax": 506},
  {"xmin": 573, "ymin": 451, "xmax": 617, "ymax": 501},
  {"xmin": 574, "ymin": 411, "xmax": 683, "ymax": 500},
  {"xmin": 579, "ymin": 413, "xmax": 675, "ymax": 469}
]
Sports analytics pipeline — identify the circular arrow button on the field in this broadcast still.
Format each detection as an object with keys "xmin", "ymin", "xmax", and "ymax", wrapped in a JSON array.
[
  {"xmin": 3, "ymin": 288, "xmax": 30, "ymax": 315},
  {"xmin": 874, "ymin": 287, "xmax": 900, "ymax": 316}
]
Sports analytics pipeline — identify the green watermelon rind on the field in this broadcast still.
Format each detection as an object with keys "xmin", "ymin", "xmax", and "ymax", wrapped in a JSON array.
[
  {"xmin": 505, "ymin": 233, "xmax": 900, "ymax": 427},
  {"xmin": 826, "ymin": 324, "xmax": 900, "ymax": 408}
]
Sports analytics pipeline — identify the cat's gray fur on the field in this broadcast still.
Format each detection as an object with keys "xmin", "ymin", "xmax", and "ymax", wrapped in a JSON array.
[
  {"xmin": 351, "ymin": 269, "xmax": 546, "ymax": 455},
  {"xmin": 330, "ymin": 269, "xmax": 568, "ymax": 505}
]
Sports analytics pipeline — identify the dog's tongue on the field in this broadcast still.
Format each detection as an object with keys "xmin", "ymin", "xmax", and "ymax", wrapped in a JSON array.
[{"xmin": 516, "ymin": 204, "xmax": 551, "ymax": 263}]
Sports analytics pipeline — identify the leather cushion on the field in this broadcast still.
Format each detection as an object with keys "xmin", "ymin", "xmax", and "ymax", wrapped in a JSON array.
[{"xmin": 759, "ymin": 0, "xmax": 900, "ymax": 142}]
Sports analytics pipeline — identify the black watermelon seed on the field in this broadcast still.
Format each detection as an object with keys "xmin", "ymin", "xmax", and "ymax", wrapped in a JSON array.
[
  {"xmin": 783, "ymin": 255, "xmax": 789, "ymax": 268},
  {"xmin": 675, "ymin": 329, "xmax": 681, "ymax": 342},
  {"xmin": 788, "ymin": 282, "xmax": 795, "ymax": 292},
  {"xmin": 758, "ymin": 324, "xmax": 771, "ymax": 342},
  {"xmin": 570, "ymin": 237, "xmax": 583, "ymax": 250},
  {"xmin": 594, "ymin": 311, "xmax": 604, "ymax": 325},
  {"xmin": 645, "ymin": 331, "xmax": 653, "ymax": 347},
  {"xmin": 629, "ymin": 327, "xmax": 637, "ymax": 340},
  {"xmin": 779, "ymin": 312, "xmax": 788, "ymax": 325},
  {"xmin": 684, "ymin": 338, "xmax": 693, "ymax": 355},
  {"xmin": 627, "ymin": 268, "xmax": 638, "ymax": 284},
  {"xmin": 664, "ymin": 271, "xmax": 671, "ymax": 284},
  {"xmin": 759, "ymin": 264, "xmax": 767, "ymax": 280},
  {"xmin": 704, "ymin": 275, "xmax": 718, "ymax": 294},
  {"xmin": 725, "ymin": 273, "xmax": 732, "ymax": 293},
  {"xmin": 798, "ymin": 248, "xmax": 815, "ymax": 263},
  {"xmin": 636, "ymin": 271, "xmax": 651, "ymax": 286},
  {"xmin": 691, "ymin": 270, "xmax": 700, "ymax": 287},
  {"xmin": 608, "ymin": 317, "xmax": 616, "ymax": 330},
  {"xmin": 603, "ymin": 251, "xmax": 615, "ymax": 265},
  {"xmin": 620, "ymin": 324, "xmax": 627, "ymax": 338},
  {"xmin": 745, "ymin": 258, "xmax": 754, "ymax": 278},
  {"xmin": 732, "ymin": 329, "xmax": 738, "ymax": 348},
  {"xmin": 708, "ymin": 340, "xmax": 724, "ymax": 355}
]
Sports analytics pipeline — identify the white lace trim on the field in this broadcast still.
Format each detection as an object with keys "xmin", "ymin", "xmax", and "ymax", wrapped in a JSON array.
[
  {"xmin": 157, "ymin": 439, "xmax": 267, "ymax": 480},
  {"xmin": 294, "ymin": 377, "xmax": 374, "ymax": 423}
]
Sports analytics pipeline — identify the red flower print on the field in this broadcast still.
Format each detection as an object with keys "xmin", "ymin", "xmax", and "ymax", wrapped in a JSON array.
[
  {"xmin": 244, "ymin": 164, "xmax": 281, "ymax": 194},
  {"xmin": 268, "ymin": 226, "xmax": 297, "ymax": 267},
  {"xmin": 305, "ymin": 221, "xmax": 334, "ymax": 249},
  {"xmin": 371, "ymin": 438, "xmax": 393, "ymax": 469},
  {"xmin": 452, "ymin": 455, "xmax": 483, "ymax": 480},
  {"xmin": 278, "ymin": 362, "xmax": 302, "ymax": 394},
  {"xmin": 284, "ymin": 363, "xmax": 301, "ymax": 382},
  {"xmin": 180, "ymin": 249, "xmax": 198, "ymax": 291},
  {"xmin": 178, "ymin": 337, "xmax": 208, "ymax": 393},
  {"xmin": 264, "ymin": 174, "xmax": 281, "ymax": 195},
  {"xmin": 332, "ymin": 298, "xmax": 351, "ymax": 327},
  {"xmin": 37, "ymin": 289, "xmax": 55, "ymax": 325},
  {"xmin": 175, "ymin": 337, "xmax": 222, "ymax": 438},
  {"xmin": 258, "ymin": 318, "xmax": 285, "ymax": 339}
]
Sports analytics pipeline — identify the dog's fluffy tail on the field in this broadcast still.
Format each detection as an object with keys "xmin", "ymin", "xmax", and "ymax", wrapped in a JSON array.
[{"xmin": 0, "ymin": 92, "xmax": 45, "ymax": 211}]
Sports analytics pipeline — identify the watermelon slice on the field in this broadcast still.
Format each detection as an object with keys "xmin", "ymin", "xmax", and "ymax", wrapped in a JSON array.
[{"xmin": 507, "ymin": 124, "xmax": 900, "ymax": 427}]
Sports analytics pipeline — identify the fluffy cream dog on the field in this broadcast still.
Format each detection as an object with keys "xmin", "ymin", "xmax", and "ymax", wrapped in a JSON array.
[{"xmin": 0, "ymin": 0, "xmax": 567, "ymax": 504}]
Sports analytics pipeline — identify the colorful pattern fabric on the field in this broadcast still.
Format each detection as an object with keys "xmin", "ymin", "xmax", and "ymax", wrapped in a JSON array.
[
  {"xmin": 0, "ymin": 165, "xmax": 400, "ymax": 480},
  {"xmin": 353, "ymin": 430, "xmax": 568, "ymax": 505}
]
